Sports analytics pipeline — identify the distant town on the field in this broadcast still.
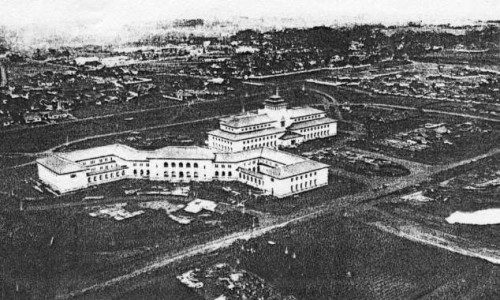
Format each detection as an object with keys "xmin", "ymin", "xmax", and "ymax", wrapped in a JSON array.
[{"xmin": 2, "ymin": 16, "xmax": 500, "ymax": 300}]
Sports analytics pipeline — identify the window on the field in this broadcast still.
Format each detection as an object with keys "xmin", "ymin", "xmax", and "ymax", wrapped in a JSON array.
[
  {"xmin": 164, "ymin": 162, "xmax": 168, "ymax": 168},
  {"xmin": 70, "ymin": 174, "xmax": 76, "ymax": 178},
  {"xmin": 194, "ymin": 172, "xmax": 199, "ymax": 178},
  {"xmin": 186, "ymin": 163, "xmax": 191, "ymax": 168},
  {"xmin": 88, "ymin": 178, "xmax": 91, "ymax": 183},
  {"xmin": 186, "ymin": 172, "xmax": 191, "ymax": 178},
  {"xmin": 215, "ymin": 171, "xmax": 219, "ymax": 177},
  {"xmin": 164, "ymin": 171, "xmax": 169, "ymax": 177},
  {"xmin": 222, "ymin": 171, "xmax": 226, "ymax": 177},
  {"xmin": 171, "ymin": 162, "xmax": 176, "ymax": 168},
  {"xmin": 171, "ymin": 171, "xmax": 176, "ymax": 177},
  {"xmin": 194, "ymin": 163, "xmax": 198, "ymax": 168},
  {"xmin": 133, "ymin": 169, "xmax": 137, "ymax": 175},
  {"xmin": 179, "ymin": 162, "xmax": 184, "ymax": 168},
  {"xmin": 140, "ymin": 170, "xmax": 144, "ymax": 176},
  {"xmin": 122, "ymin": 170, "xmax": 125, "ymax": 176}
]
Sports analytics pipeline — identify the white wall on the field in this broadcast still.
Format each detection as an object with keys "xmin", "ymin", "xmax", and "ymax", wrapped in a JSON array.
[
  {"xmin": 148, "ymin": 159, "xmax": 214, "ymax": 182},
  {"xmin": 37, "ymin": 164, "xmax": 88, "ymax": 193}
]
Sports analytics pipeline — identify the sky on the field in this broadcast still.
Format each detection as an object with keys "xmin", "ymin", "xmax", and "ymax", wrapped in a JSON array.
[
  {"xmin": 0, "ymin": 0, "xmax": 499, "ymax": 46},
  {"xmin": 1, "ymin": 0, "xmax": 499, "ymax": 27}
]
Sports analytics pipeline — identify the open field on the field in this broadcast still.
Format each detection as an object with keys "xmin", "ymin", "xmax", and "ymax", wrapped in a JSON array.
[
  {"xmin": 0, "ymin": 198, "xmax": 253, "ymax": 298},
  {"xmin": 112, "ymin": 214, "xmax": 500, "ymax": 300},
  {"xmin": 0, "ymin": 155, "xmax": 36, "ymax": 169},
  {"xmin": 341, "ymin": 105, "xmax": 500, "ymax": 165},
  {"xmin": 375, "ymin": 153, "xmax": 500, "ymax": 247},
  {"xmin": 58, "ymin": 119, "xmax": 219, "ymax": 152}
]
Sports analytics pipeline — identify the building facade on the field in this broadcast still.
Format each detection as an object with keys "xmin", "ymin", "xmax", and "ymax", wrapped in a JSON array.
[
  {"xmin": 207, "ymin": 93, "xmax": 337, "ymax": 152},
  {"xmin": 37, "ymin": 144, "xmax": 329, "ymax": 198}
]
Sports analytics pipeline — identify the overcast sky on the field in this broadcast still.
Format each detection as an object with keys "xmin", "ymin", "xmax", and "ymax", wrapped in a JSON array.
[
  {"xmin": 1, "ymin": 0, "xmax": 499, "ymax": 28},
  {"xmin": 0, "ymin": 0, "xmax": 499, "ymax": 47}
]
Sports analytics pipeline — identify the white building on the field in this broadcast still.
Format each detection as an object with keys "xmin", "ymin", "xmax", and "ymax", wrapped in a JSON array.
[
  {"xmin": 37, "ymin": 144, "xmax": 329, "ymax": 198},
  {"xmin": 207, "ymin": 93, "xmax": 337, "ymax": 151}
]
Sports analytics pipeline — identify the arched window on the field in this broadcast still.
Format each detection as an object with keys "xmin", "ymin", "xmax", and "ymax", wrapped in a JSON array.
[
  {"xmin": 116, "ymin": 171, "xmax": 119, "ymax": 177},
  {"xmin": 99, "ymin": 175, "xmax": 103, "ymax": 180},
  {"xmin": 228, "ymin": 172, "xmax": 232, "ymax": 177},
  {"xmin": 171, "ymin": 162, "xmax": 176, "ymax": 168},
  {"xmin": 93, "ymin": 176, "xmax": 97, "ymax": 181},
  {"xmin": 194, "ymin": 163, "xmax": 198, "ymax": 168},
  {"xmin": 146, "ymin": 170, "xmax": 150, "ymax": 176},
  {"xmin": 88, "ymin": 178, "xmax": 91, "ymax": 183},
  {"xmin": 164, "ymin": 162, "xmax": 168, "ymax": 168},
  {"xmin": 133, "ymin": 169, "xmax": 137, "ymax": 175},
  {"xmin": 186, "ymin": 163, "xmax": 191, "ymax": 168},
  {"xmin": 140, "ymin": 170, "xmax": 144, "ymax": 176},
  {"xmin": 179, "ymin": 171, "xmax": 184, "ymax": 178},
  {"xmin": 215, "ymin": 171, "xmax": 219, "ymax": 177},
  {"xmin": 222, "ymin": 171, "xmax": 226, "ymax": 177},
  {"xmin": 179, "ymin": 162, "xmax": 183, "ymax": 168}
]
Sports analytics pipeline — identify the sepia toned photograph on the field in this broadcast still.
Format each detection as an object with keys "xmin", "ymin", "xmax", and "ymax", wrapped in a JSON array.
[{"xmin": 1, "ymin": 0, "xmax": 500, "ymax": 299}]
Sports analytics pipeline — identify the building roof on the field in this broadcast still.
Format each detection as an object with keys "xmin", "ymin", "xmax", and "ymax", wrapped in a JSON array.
[
  {"xmin": 265, "ymin": 94, "xmax": 286, "ymax": 105},
  {"xmin": 260, "ymin": 160, "xmax": 329, "ymax": 179},
  {"xmin": 260, "ymin": 147, "xmax": 305, "ymax": 164},
  {"xmin": 37, "ymin": 155, "xmax": 87, "ymax": 174},
  {"xmin": 215, "ymin": 147, "xmax": 305, "ymax": 165},
  {"xmin": 288, "ymin": 106, "xmax": 325, "ymax": 119},
  {"xmin": 288, "ymin": 117, "xmax": 337, "ymax": 130},
  {"xmin": 279, "ymin": 132, "xmax": 304, "ymax": 140},
  {"xmin": 60, "ymin": 144, "xmax": 215, "ymax": 162},
  {"xmin": 208, "ymin": 127, "xmax": 285, "ymax": 141},
  {"xmin": 149, "ymin": 146, "xmax": 215, "ymax": 160},
  {"xmin": 215, "ymin": 148, "xmax": 263, "ymax": 163},
  {"xmin": 220, "ymin": 113, "xmax": 274, "ymax": 128}
]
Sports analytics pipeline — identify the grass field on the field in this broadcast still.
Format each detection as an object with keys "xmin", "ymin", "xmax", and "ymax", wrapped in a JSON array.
[
  {"xmin": 342, "ymin": 106, "xmax": 500, "ymax": 165},
  {"xmin": 376, "ymin": 153, "xmax": 500, "ymax": 246},
  {"xmin": 115, "ymin": 213, "xmax": 500, "ymax": 300},
  {"xmin": 0, "ymin": 201, "xmax": 253, "ymax": 298}
]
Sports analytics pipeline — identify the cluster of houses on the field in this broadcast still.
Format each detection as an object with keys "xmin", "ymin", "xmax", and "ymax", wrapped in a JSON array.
[
  {"xmin": 37, "ymin": 94, "xmax": 336, "ymax": 198},
  {"xmin": 0, "ymin": 61, "xmax": 157, "ymax": 127}
]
